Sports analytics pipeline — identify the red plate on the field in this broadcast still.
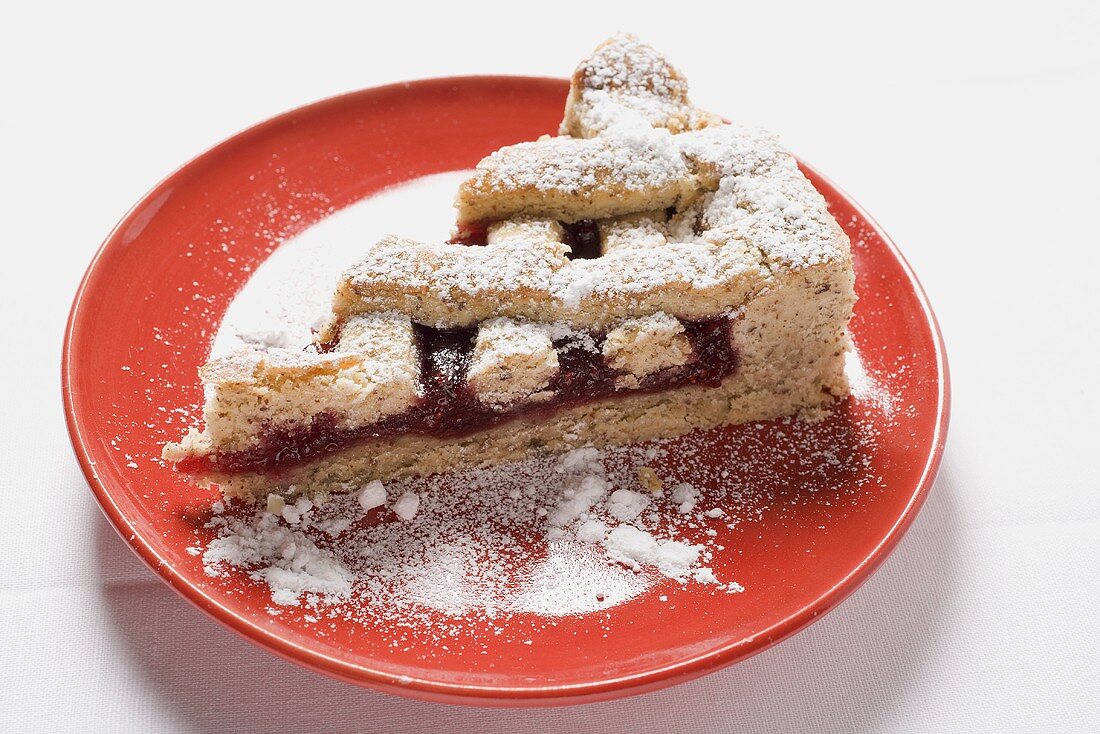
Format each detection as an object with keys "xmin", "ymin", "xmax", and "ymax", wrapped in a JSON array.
[{"xmin": 63, "ymin": 77, "xmax": 948, "ymax": 707}]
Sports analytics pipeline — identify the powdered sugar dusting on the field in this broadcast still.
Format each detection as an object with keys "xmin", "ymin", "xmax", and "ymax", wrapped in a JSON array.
[
  {"xmin": 203, "ymin": 511, "xmax": 353, "ymax": 607},
  {"xmin": 201, "ymin": 444, "xmax": 740, "ymax": 617},
  {"xmin": 467, "ymin": 133, "xmax": 686, "ymax": 194},
  {"xmin": 580, "ymin": 34, "xmax": 688, "ymax": 100},
  {"xmin": 195, "ymin": 354, "xmax": 887, "ymax": 641},
  {"xmin": 210, "ymin": 171, "xmax": 470, "ymax": 357}
]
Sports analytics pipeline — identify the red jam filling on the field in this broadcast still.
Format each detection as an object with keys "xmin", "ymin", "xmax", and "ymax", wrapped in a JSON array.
[
  {"xmin": 176, "ymin": 318, "xmax": 739, "ymax": 476},
  {"xmin": 447, "ymin": 219, "xmax": 602, "ymax": 259},
  {"xmin": 560, "ymin": 220, "xmax": 601, "ymax": 259},
  {"xmin": 448, "ymin": 221, "xmax": 489, "ymax": 246}
]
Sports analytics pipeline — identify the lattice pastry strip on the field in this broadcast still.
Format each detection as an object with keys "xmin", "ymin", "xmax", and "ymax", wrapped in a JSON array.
[
  {"xmin": 560, "ymin": 34, "xmax": 723, "ymax": 138},
  {"xmin": 598, "ymin": 212, "xmax": 669, "ymax": 252},
  {"xmin": 327, "ymin": 37, "xmax": 844, "ymax": 333},
  {"xmin": 602, "ymin": 312, "xmax": 693, "ymax": 389},
  {"xmin": 325, "ymin": 234, "xmax": 762, "ymax": 332},
  {"xmin": 467, "ymin": 318, "xmax": 560, "ymax": 408},
  {"xmin": 462, "ymin": 221, "xmax": 702, "ymax": 406},
  {"xmin": 465, "ymin": 219, "xmax": 563, "ymax": 407},
  {"xmin": 455, "ymin": 134, "xmax": 698, "ymax": 224}
]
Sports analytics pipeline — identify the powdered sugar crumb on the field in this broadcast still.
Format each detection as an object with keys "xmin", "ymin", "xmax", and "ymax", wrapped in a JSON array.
[
  {"xmin": 392, "ymin": 491, "xmax": 421, "ymax": 521},
  {"xmin": 607, "ymin": 489, "xmax": 650, "ymax": 522},
  {"xmin": 604, "ymin": 526, "xmax": 702, "ymax": 581},
  {"xmin": 358, "ymin": 480, "xmax": 387, "ymax": 512},
  {"xmin": 203, "ymin": 512, "xmax": 353, "ymax": 607},
  {"xmin": 670, "ymin": 482, "xmax": 699, "ymax": 514}
]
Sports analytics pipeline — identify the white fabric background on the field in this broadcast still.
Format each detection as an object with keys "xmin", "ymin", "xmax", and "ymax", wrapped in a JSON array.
[{"xmin": 2, "ymin": 1, "xmax": 1098, "ymax": 731}]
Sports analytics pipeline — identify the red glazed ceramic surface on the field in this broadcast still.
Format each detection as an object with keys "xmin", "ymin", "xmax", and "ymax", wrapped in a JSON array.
[{"xmin": 63, "ymin": 77, "xmax": 949, "ymax": 707}]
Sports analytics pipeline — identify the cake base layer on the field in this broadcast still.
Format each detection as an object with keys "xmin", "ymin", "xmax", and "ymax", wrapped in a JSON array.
[{"xmin": 195, "ymin": 367, "xmax": 843, "ymax": 501}]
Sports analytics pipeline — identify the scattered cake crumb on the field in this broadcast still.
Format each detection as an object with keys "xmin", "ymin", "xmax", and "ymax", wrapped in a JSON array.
[
  {"xmin": 266, "ymin": 494, "xmax": 285, "ymax": 515},
  {"xmin": 576, "ymin": 518, "xmax": 609, "ymax": 543},
  {"xmin": 604, "ymin": 526, "xmax": 701, "ymax": 581},
  {"xmin": 636, "ymin": 466, "xmax": 663, "ymax": 494}
]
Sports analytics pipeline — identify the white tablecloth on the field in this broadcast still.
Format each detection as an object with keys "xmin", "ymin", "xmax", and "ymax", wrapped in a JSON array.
[{"xmin": 3, "ymin": 2, "xmax": 1097, "ymax": 731}]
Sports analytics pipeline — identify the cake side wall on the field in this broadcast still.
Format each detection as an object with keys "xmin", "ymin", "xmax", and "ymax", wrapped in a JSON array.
[{"xmin": 205, "ymin": 254, "xmax": 855, "ymax": 500}]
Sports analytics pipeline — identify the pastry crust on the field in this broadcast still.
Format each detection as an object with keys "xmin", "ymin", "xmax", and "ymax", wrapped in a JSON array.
[
  {"xmin": 467, "ymin": 318, "xmax": 559, "ymax": 407},
  {"xmin": 164, "ymin": 35, "xmax": 856, "ymax": 498},
  {"xmin": 603, "ymin": 313, "xmax": 692, "ymax": 381}
]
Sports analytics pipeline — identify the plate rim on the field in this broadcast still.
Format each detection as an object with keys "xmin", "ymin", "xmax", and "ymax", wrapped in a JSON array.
[{"xmin": 62, "ymin": 75, "xmax": 950, "ymax": 707}]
